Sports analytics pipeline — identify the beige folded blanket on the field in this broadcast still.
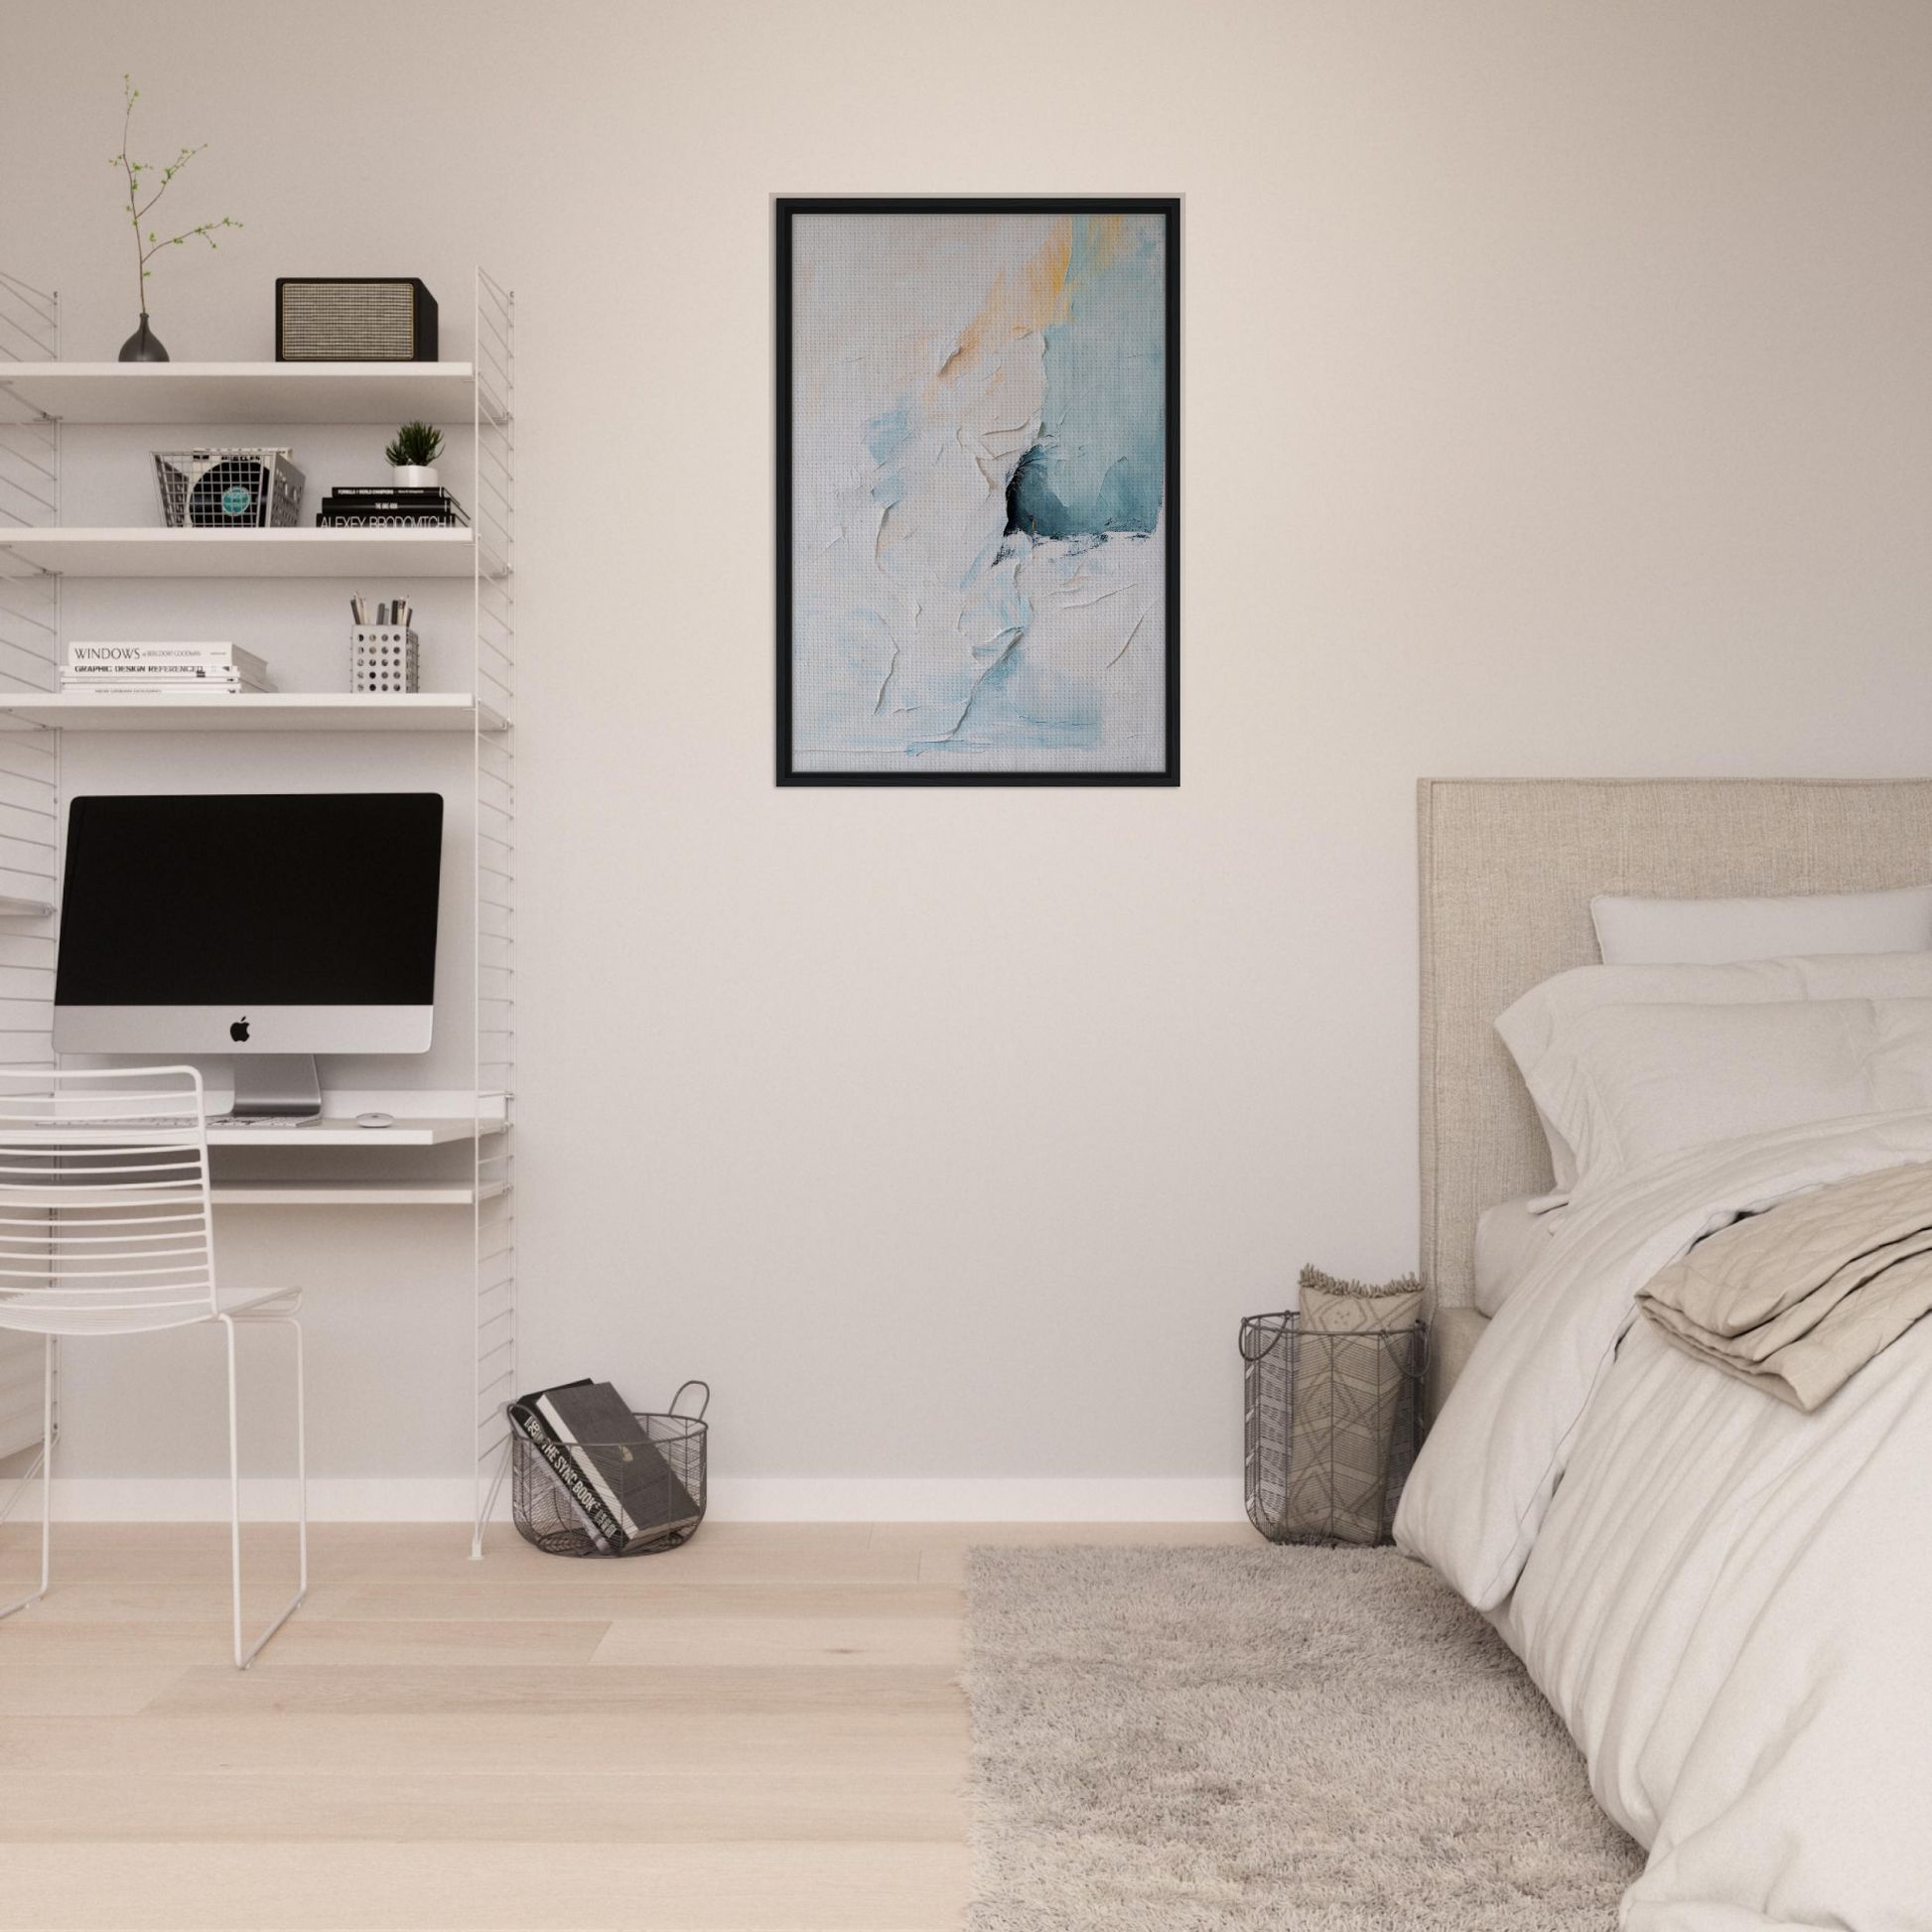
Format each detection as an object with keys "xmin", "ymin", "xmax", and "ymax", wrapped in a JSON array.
[
  {"xmin": 1283, "ymin": 1267, "xmax": 1424, "ymax": 1544},
  {"xmin": 1638, "ymin": 1159, "xmax": 1932, "ymax": 1410}
]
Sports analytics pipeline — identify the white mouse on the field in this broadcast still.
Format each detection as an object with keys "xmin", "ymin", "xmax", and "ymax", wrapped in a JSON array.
[{"xmin": 356, "ymin": 1112, "xmax": 394, "ymax": 1130}]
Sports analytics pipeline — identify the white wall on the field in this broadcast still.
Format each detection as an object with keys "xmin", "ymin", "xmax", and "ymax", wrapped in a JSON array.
[{"xmin": 5, "ymin": 0, "xmax": 1931, "ymax": 1515}]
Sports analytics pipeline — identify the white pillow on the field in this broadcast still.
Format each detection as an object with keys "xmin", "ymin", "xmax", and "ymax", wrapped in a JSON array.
[
  {"xmin": 1473, "ymin": 1195, "xmax": 1560, "ymax": 1316},
  {"xmin": 1514, "ymin": 997, "xmax": 1932, "ymax": 1203},
  {"xmin": 1590, "ymin": 885, "xmax": 1932, "ymax": 966},
  {"xmin": 1496, "ymin": 952, "xmax": 1932, "ymax": 1194}
]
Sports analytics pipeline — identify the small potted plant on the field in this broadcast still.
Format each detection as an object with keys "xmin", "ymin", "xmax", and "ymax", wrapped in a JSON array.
[{"xmin": 384, "ymin": 421, "xmax": 444, "ymax": 488}]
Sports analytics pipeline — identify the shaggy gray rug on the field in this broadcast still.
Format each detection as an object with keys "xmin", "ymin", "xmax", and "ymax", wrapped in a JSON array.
[{"xmin": 962, "ymin": 1545, "xmax": 1644, "ymax": 1930}]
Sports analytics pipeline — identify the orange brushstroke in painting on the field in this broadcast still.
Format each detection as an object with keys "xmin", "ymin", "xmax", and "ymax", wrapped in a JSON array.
[
  {"xmin": 931, "ymin": 217, "xmax": 1072, "ymax": 389},
  {"xmin": 1058, "ymin": 214, "xmax": 1127, "ymax": 321}
]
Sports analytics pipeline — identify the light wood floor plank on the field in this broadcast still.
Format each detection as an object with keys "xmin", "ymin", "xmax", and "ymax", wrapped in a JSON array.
[
  {"xmin": 338, "ymin": 1580, "xmax": 964, "ymax": 1620},
  {"xmin": 0, "ymin": 1668, "xmax": 183, "ymax": 1717},
  {"xmin": 145, "ymin": 1663, "xmax": 962, "ymax": 1717},
  {"xmin": 591, "ymin": 1616, "xmax": 961, "ymax": 1669},
  {"xmin": 1, "ymin": 1525, "xmax": 412, "ymax": 1584},
  {"xmin": 0, "ymin": 1712, "xmax": 968, "ymax": 1777},
  {"xmin": 534, "ymin": 1544, "xmax": 923, "ymax": 1585},
  {"xmin": 0, "ymin": 1523, "xmax": 879, "ymax": 1587},
  {"xmin": 0, "ymin": 1842, "xmax": 970, "ymax": 1932},
  {"xmin": 0, "ymin": 1581, "xmax": 360, "ymax": 1623},
  {"xmin": 0, "ymin": 1771, "xmax": 967, "ymax": 1844},
  {"xmin": 0, "ymin": 1618, "xmax": 610, "ymax": 1668}
]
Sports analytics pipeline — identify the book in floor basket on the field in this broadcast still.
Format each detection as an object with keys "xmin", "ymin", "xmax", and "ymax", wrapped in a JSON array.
[
  {"xmin": 507, "ymin": 1379, "xmax": 702, "ymax": 1553},
  {"xmin": 507, "ymin": 1381, "xmax": 617, "ymax": 1550}
]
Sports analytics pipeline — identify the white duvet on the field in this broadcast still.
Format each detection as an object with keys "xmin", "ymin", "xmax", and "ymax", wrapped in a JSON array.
[{"xmin": 1396, "ymin": 1111, "xmax": 1932, "ymax": 1931}]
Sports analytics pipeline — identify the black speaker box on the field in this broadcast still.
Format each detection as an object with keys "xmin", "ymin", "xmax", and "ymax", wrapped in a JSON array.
[{"xmin": 275, "ymin": 278, "xmax": 439, "ymax": 361}]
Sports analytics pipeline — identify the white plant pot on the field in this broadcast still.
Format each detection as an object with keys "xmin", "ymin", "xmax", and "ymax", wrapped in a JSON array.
[{"xmin": 392, "ymin": 465, "xmax": 439, "ymax": 488}]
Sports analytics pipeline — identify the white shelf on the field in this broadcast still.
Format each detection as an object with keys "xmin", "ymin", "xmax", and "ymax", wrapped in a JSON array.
[
  {"xmin": 0, "ymin": 361, "xmax": 482, "ymax": 426},
  {"xmin": 0, "ymin": 692, "xmax": 504, "ymax": 734},
  {"xmin": 0, "ymin": 526, "xmax": 482, "ymax": 579},
  {"xmin": 210, "ymin": 1179, "xmax": 506, "ymax": 1207},
  {"xmin": 205, "ymin": 1117, "xmax": 482, "ymax": 1148}
]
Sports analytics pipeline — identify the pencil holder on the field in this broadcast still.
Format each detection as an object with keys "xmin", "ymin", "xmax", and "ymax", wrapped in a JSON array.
[{"xmin": 351, "ymin": 626, "xmax": 419, "ymax": 694}]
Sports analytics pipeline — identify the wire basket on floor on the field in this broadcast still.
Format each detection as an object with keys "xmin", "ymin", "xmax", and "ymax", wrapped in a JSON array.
[
  {"xmin": 1241, "ymin": 1311, "xmax": 1425, "ymax": 1547},
  {"xmin": 510, "ymin": 1381, "xmax": 708, "ymax": 1558}
]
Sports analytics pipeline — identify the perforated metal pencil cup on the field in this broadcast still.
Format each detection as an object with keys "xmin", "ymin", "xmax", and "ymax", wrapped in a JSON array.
[{"xmin": 350, "ymin": 625, "xmax": 419, "ymax": 693}]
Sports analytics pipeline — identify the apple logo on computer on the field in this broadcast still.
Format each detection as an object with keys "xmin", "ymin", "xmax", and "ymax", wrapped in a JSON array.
[{"xmin": 230, "ymin": 1018, "xmax": 249, "ymax": 1043}]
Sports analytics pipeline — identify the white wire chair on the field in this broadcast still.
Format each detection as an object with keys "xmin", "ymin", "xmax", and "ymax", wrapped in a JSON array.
[{"xmin": 0, "ymin": 1065, "xmax": 306, "ymax": 1668}]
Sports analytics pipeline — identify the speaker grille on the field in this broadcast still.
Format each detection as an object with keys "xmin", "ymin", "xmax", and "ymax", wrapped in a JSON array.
[{"xmin": 279, "ymin": 282, "xmax": 418, "ymax": 360}]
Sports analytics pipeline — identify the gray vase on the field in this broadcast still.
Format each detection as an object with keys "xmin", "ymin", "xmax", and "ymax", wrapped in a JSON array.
[{"xmin": 117, "ymin": 314, "xmax": 169, "ymax": 362}]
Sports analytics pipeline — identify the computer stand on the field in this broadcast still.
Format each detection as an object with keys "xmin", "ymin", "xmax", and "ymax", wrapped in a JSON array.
[{"xmin": 228, "ymin": 1055, "xmax": 323, "ymax": 1122}]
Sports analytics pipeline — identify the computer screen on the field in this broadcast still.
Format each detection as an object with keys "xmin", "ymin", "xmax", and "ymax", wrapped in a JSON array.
[{"xmin": 54, "ymin": 792, "xmax": 444, "ymax": 1055}]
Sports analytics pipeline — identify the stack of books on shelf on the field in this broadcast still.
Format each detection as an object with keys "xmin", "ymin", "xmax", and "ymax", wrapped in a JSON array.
[
  {"xmin": 64, "ymin": 642, "xmax": 274, "ymax": 695},
  {"xmin": 316, "ymin": 485, "xmax": 469, "ymax": 529}
]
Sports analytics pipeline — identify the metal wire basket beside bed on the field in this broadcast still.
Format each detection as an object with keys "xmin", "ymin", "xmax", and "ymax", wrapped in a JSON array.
[{"xmin": 1241, "ymin": 1311, "xmax": 1425, "ymax": 1547}]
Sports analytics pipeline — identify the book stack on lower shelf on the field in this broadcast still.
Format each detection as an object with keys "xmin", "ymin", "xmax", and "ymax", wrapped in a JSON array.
[
  {"xmin": 318, "ymin": 485, "xmax": 469, "ymax": 529},
  {"xmin": 508, "ymin": 1379, "xmax": 706, "ymax": 1556},
  {"xmin": 66, "ymin": 641, "xmax": 273, "ymax": 695}
]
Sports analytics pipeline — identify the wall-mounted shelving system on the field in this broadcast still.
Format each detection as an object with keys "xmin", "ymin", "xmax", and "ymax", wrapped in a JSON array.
[{"xmin": 0, "ymin": 268, "xmax": 518, "ymax": 1552}]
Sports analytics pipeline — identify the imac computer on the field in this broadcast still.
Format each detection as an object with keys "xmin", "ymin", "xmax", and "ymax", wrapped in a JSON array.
[{"xmin": 53, "ymin": 792, "xmax": 444, "ymax": 1120}]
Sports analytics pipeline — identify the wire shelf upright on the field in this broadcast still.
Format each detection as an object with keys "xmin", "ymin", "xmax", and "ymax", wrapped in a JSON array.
[
  {"xmin": 0, "ymin": 271, "xmax": 61, "ymax": 1480},
  {"xmin": 470, "ymin": 268, "xmax": 516, "ymax": 1556}
]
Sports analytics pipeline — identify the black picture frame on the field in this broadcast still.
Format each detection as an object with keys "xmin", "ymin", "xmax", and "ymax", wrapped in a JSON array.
[{"xmin": 775, "ymin": 197, "xmax": 1180, "ymax": 786}]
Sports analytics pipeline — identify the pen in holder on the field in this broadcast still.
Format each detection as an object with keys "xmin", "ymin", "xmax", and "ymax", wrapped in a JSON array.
[{"xmin": 351, "ymin": 625, "xmax": 420, "ymax": 694}]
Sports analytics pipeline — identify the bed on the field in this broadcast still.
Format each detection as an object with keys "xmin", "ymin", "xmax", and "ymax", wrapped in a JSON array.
[{"xmin": 1398, "ymin": 777, "xmax": 1932, "ymax": 1932}]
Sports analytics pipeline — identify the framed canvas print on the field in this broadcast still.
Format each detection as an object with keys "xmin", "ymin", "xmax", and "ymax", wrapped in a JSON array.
[{"xmin": 776, "ymin": 198, "xmax": 1179, "ymax": 785}]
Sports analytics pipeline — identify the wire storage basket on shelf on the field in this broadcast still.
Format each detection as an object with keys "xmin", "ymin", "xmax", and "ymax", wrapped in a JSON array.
[
  {"xmin": 510, "ymin": 1381, "xmax": 708, "ymax": 1558},
  {"xmin": 1241, "ymin": 1311, "xmax": 1425, "ymax": 1547},
  {"xmin": 152, "ymin": 448, "xmax": 305, "ymax": 528}
]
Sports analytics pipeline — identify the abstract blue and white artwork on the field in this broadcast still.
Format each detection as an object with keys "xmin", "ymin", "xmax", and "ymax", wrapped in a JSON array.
[{"xmin": 777, "ymin": 201, "xmax": 1178, "ymax": 783}]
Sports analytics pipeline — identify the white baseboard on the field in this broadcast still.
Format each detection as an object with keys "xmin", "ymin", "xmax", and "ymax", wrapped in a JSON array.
[
  {"xmin": 707, "ymin": 1478, "xmax": 1247, "ymax": 1522},
  {"xmin": 14, "ymin": 1475, "xmax": 1247, "ymax": 1525}
]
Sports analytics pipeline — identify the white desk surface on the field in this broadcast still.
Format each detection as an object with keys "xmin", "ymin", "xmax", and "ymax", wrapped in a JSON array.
[{"xmin": 207, "ymin": 1117, "xmax": 491, "ymax": 1148}]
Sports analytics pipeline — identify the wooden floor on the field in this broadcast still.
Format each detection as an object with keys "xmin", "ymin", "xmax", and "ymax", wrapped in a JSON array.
[{"xmin": 0, "ymin": 1519, "xmax": 1253, "ymax": 1931}]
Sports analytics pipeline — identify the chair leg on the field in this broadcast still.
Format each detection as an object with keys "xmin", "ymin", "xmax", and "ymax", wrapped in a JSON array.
[
  {"xmin": 0, "ymin": 1335, "xmax": 54, "ymax": 1622},
  {"xmin": 220, "ymin": 1312, "xmax": 308, "ymax": 1670}
]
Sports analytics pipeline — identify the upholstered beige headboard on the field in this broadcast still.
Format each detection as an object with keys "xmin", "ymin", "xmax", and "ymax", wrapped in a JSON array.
[{"xmin": 1419, "ymin": 777, "xmax": 1932, "ymax": 1311}]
